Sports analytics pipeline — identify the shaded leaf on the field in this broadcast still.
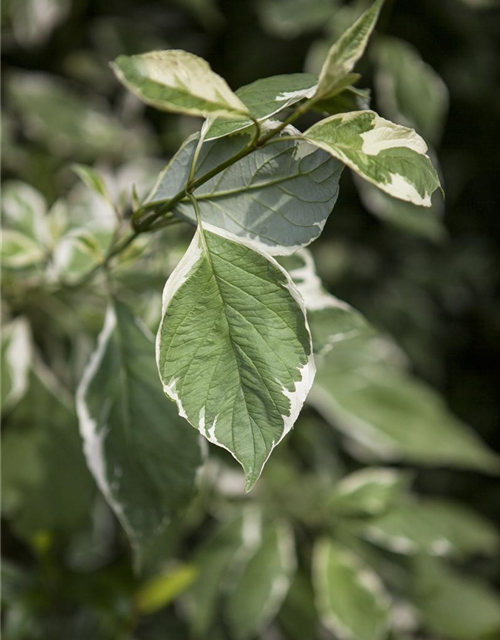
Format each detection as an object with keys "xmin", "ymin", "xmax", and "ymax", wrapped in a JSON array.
[
  {"xmin": 281, "ymin": 248, "xmax": 373, "ymax": 354},
  {"xmin": 2, "ymin": 365, "xmax": 94, "ymax": 539},
  {"xmin": 330, "ymin": 468, "xmax": 411, "ymax": 516},
  {"xmin": 309, "ymin": 335, "xmax": 500, "ymax": 472},
  {"xmin": 149, "ymin": 131, "xmax": 343, "ymax": 255},
  {"xmin": 206, "ymin": 73, "xmax": 318, "ymax": 140},
  {"xmin": 226, "ymin": 520, "xmax": 296, "ymax": 639},
  {"xmin": 413, "ymin": 557, "xmax": 500, "ymax": 640},
  {"xmin": 374, "ymin": 36, "xmax": 449, "ymax": 146},
  {"xmin": 1, "ymin": 317, "xmax": 32, "ymax": 413},
  {"xmin": 362, "ymin": 499, "xmax": 499, "ymax": 557},
  {"xmin": 77, "ymin": 301, "xmax": 203, "ymax": 554},
  {"xmin": 313, "ymin": 538, "xmax": 391, "ymax": 640}
]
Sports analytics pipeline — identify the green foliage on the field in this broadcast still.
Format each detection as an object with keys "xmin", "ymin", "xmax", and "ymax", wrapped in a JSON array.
[{"xmin": 2, "ymin": 1, "xmax": 500, "ymax": 639}]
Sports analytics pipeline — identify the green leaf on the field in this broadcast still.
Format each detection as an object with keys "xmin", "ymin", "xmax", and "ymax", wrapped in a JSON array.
[
  {"xmin": 309, "ymin": 335, "xmax": 500, "ymax": 472},
  {"xmin": 413, "ymin": 557, "xmax": 500, "ymax": 640},
  {"xmin": 226, "ymin": 520, "xmax": 296, "ymax": 639},
  {"xmin": 135, "ymin": 564, "xmax": 198, "ymax": 614},
  {"xmin": 315, "ymin": 0, "xmax": 384, "ymax": 99},
  {"xmin": 355, "ymin": 178, "xmax": 446, "ymax": 242},
  {"xmin": 362, "ymin": 499, "xmax": 499, "ymax": 557},
  {"xmin": 257, "ymin": 0, "xmax": 340, "ymax": 39},
  {"xmin": 1, "ymin": 181, "xmax": 48, "ymax": 243},
  {"xmin": 1, "ymin": 229, "xmax": 46, "ymax": 268},
  {"xmin": 76, "ymin": 301, "xmax": 203, "ymax": 554},
  {"xmin": 2, "ymin": 365, "xmax": 95, "ymax": 540},
  {"xmin": 281, "ymin": 249, "xmax": 373, "ymax": 354},
  {"xmin": 374, "ymin": 37, "xmax": 449, "ymax": 146},
  {"xmin": 148, "ymin": 132, "xmax": 343, "ymax": 254},
  {"xmin": 1, "ymin": 317, "xmax": 32, "ymax": 413},
  {"xmin": 7, "ymin": 73, "xmax": 127, "ymax": 160},
  {"xmin": 206, "ymin": 73, "xmax": 318, "ymax": 140},
  {"xmin": 72, "ymin": 164, "xmax": 112, "ymax": 203},
  {"xmin": 186, "ymin": 511, "xmax": 260, "ymax": 636},
  {"xmin": 156, "ymin": 224, "xmax": 315, "ymax": 490},
  {"xmin": 313, "ymin": 85, "xmax": 371, "ymax": 116},
  {"xmin": 304, "ymin": 110, "xmax": 442, "ymax": 207},
  {"xmin": 111, "ymin": 50, "xmax": 250, "ymax": 119},
  {"xmin": 313, "ymin": 538, "xmax": 391, "ymax": 640},
  {"xmin": 330, "ymin": 468, "xmax": 411, "ymax": 516},
  {"xmin": 278, "ymin": 573, "xmax": 321, "ymax": 640}
]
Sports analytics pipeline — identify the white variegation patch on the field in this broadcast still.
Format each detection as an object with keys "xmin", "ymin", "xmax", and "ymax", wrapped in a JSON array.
[
  {"xmin": 304, "ymin": 110, "xmax": 441, "ymax": 207},
  {"xmin": 76, "ymin": 307, "xmax": 124, "ymax": 522}
]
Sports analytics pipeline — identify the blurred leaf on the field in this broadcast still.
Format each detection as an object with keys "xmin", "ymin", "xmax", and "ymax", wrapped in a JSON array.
[
  {"xmin": 374, "ymin": 37, "xmax": 449, "ymax": 146},
  {"xmin": 304, "ymin": 111, "xmax": 441, "ymax": 207},
  {"xmin": 1, "ymin": 317, "xmax": 32, "ymax": 413},
  {"xmin": 413, "ymin": 557, "xmax": 500, "ymax": 640},
  {"xmin": 0, "ymin": 559, "xmax": 35, "ymax": 606},
  {"xmin": 1, "ymin": 230, "xmax": 46, "ymax": 269},
  {"xmin": 2, "ymin": 0, "xmax": 71, "ymax": 47},
  {"xmin": 77, "ymin": 301, "xmax": 203, "ymax": 558},
  {"xmin": 186, "ymin": 512, "xmax": 258, "ymax": 637},
  {"xmin": 72, "ymin": 165, "xmax": 113, "ymax": 205},
  {"xmin": 257, "ymin": 0, "xmax": 340, "ymax": 38},
  {"xmin": 329, "ymin": 467, "xmax": 411, "ymax": 516},
  {"xmin": 309, "ymin": 337, "xmax": 499, "ymax": 473},
  {"xmin": 1, "ymin": 181, "xmax": 49, "ymax": 243},
  {"xmin": 278, "ymin": 572, "xmax": 320, "ymax": 640},
  {"xmin": 2, "ymin": 364, "xmax": 95, "ymax": 539},
  {"xmin": 313, "ymin": 85, "xmax": 371, "ymax": 116},
  {"xmin": 206, "ymin": 73, "xmax": 318, "ymax": 140},
  {"xmin": 281, "ymin": 248, "xmax": 373, "ymax": 354},
  {"xmin": 7, "ymin": 73, "xmax": 127, "ymax": 161},
  {"xmin": 315, "ymin": 0, "xmax": 383, "ymax": 99},
  {"xmin": 112, "ymin": 50, "xmax": 250, "ymax": 119},
  {"xmin": 355, "ymin": 177, "xmax": 446, "ymax": 242},
  {"xmin": 309, "ymin": 335, "xmax": 500, "ymax": 472},
  {"xmin": 135, "ymin": 564, "xmax": 197, "ymax": 614},
  {"xmin": 313, "ymin": 538, "xmax": 391, "ymax": 640},
  {"xmin": 149, "ymin": 132, "xmax": 342, "ymax": 254},
  {"xmin": 226, "ymin": 520, "xmax": 296, "ymax": 639},
  {"xmin": 361, "ymin": 499, "xmax": 499, "ymax": 557}
]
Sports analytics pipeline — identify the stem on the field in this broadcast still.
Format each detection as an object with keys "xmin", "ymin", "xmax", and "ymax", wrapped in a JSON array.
[{"xmin": 65, "ymin": 100, "xmax": 313, "ymax": 289}]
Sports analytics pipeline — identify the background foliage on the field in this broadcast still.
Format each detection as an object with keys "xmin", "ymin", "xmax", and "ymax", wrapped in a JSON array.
[{"xmin": 2, "ymin": 0, "xmax": 500, "ymax": 638}]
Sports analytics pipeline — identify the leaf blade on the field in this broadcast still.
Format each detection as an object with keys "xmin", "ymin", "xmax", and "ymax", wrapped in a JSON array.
[
  {"xmin": 156, "ymin": 225, "xmax": 315, "ymax": 490},
  {"xmin": 111, "ymin": 50, "xmax": 250, "ymax": 119},
  {"xmin": 304, "ymin": 110, "xmax": 441, "ymax": 206},
  {"xmin": 76, "ymin": 301, "xmax": 203, "ymax": 554}
]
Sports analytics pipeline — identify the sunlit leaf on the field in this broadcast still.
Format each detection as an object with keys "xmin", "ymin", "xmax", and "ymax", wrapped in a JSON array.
[
  {"xmin": 304, "ymin": 110, "xmax": 441, "ymax": 207},
  {"xmin": 315, "ymin": 0, "xmax": 384, "ymax": 99},
  {"xmin": 157, "ymin": 224, "xmax": 314, "ymax": 490},
  {"xmin": 112, "ymin": 50, "xmax": 250, "ymax": 119}
]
